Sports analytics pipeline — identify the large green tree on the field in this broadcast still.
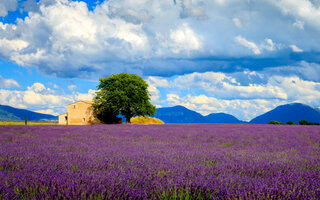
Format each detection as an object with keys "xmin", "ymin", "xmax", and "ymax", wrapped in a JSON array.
[{"xmin": 93, "ymin": 73, "xmax": 156, "ymax": 123}]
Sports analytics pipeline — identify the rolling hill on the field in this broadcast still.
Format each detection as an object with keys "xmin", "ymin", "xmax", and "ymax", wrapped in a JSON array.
[
  {"xmin": 250, "ymin": 103, "xmax": 320, "ymax": 124},
  {"xmin": 205, "ymin": 113, "xmax": 244, "ymax": 123},
  {"xmin": 154, "ymin": 105, "xmax": 244, "ymax": 123},
  {"xmin": 0, "ymin": 104, "xmax": 58, "ymax": 121},
  {"xmin": 154, "ymin": 105, "xmax": 205, "ymax": 123}
]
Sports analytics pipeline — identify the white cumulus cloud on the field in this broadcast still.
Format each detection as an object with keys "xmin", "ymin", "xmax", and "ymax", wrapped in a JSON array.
[
  {"xmin": 35, "ymin": 109, "xmax": 59, "ymax": 116},
  {"xmin": 0, "ymin": 39, "xmax": 29, "ymax": 51},
  {"xmin": 235, "ymin": 36, "xmax": 261, "ymax": 55},
  {"xmin": 0, "ymin": 76, "xmax": 20, "ymax": 88},
  {"xmin": 0, "ymin": 82, "xmax": 97, "ymax": 115},
  {"xmin": 290, "ymin": 44, "xmax": 303, "ymax": 52},
  {"xmin": 271, "ymin": 0, "xmax": 320, "ymax": 30},
  {"xmin": 169, "ymin": 23, "xmax": 202, "ymax": 54},
  {"xmin": 235, "ymin": 36, "xmax": 281, "ymax": 55},
  {"xmin": 27, "ymin": 82, "xmax": 46, "ymax": 93}
]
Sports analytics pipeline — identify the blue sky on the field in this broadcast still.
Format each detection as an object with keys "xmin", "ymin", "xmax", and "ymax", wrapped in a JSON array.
[{"xmin": 0, "ymin": 0, "xmax": 320, "ymax": 121}]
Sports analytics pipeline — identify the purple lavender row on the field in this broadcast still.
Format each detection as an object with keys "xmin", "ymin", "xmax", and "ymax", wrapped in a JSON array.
[{"xmin": 0, "ymin": 124, "xmax": 319, "ymax": 199}]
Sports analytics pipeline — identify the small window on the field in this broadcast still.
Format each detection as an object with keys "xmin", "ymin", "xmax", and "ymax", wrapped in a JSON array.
[
  {"xmin": 65, "ymin": 116, "xmax": 68, "ymax": 121},
  {"xmin": 83, "ymin": 118, "xmax": 86, "ymax": 122},
  {"xmin": 73, "ymin": 105, "xmax": 76, "ymax": 109}
]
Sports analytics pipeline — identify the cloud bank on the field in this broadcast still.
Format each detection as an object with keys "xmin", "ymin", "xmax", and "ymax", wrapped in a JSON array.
[
  {"xmin": 147, "ymin": 69, "xmax": 320, "ymax": 120},
  {"xmin": 0, "ymin": 0, "xmax": 319, "ymax": 79},
  {"xmin": 0, "ymin": 0, "xmax": 17, "ymax": 17},
  {"xmin": 0, "ymin": 82, "xmax": 96, "ymax": 115}
]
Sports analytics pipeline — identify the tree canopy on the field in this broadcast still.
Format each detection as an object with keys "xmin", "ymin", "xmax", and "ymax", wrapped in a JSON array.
[{"xmin": 93, "ymin": 73, "xmax": 156, "ymax": 123}]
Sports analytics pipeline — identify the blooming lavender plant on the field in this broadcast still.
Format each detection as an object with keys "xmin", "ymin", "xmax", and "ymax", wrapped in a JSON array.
[{"xmin": 0, "ymin": 124, "xmax": 319, "ymax": 199}]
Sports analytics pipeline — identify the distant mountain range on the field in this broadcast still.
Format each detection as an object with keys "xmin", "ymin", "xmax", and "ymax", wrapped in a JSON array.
[
  {"xmin": 250, "ymin": 103, "xmax": 320, "ymax": 124},
  {"xmin": 1, "ymin": 102, "xmax": 320, "ymax": 124},
  {"xmin": 0, "ymin": 104, "xmax": 58, "ymax": 121},
  {"xmin": 154, "ymin": 105, "xmax": 244, "ymax": 123},
  {"xmin": 154, "ymin": 103, "xmax": 320, "ymax": 124}
]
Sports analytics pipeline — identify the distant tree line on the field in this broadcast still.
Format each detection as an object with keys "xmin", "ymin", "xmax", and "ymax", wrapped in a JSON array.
[
  {"xmin": 298, "ymin": 120, "xmax": 320, "ymax": 125},
  {"xmin": 268, "ymin": 120, "xmax": 320, "ymax": 125}
]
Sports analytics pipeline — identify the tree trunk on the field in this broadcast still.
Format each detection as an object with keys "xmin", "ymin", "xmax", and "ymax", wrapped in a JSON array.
[{"xmin": 126, "ymin": 117, "xmax": 131, "ymax": 124}]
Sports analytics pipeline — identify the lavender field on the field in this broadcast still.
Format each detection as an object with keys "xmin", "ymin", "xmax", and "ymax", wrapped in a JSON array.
[{"xmin": 0, "ymin": 124, "xmax": 319, "ymax": 199}]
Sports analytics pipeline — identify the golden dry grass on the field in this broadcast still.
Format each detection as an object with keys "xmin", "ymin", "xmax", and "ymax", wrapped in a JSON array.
[
  {"xmin": 130, "ymin": 116, "xmax": 164, "ymax": 125},
  {"xmin": 0, "ymin": 121, "xmax": 58, "ymax": 125}
]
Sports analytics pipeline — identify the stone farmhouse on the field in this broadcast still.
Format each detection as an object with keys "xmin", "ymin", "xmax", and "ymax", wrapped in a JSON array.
[{"xmin": 58, "ymin": 101, "xmax": 101, "ymax": 125}]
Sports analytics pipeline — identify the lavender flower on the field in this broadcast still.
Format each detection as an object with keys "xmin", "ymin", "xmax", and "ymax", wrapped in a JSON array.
[{"xmin": 0, "ymin": 124, "xmax": 319, "ymax": 199}]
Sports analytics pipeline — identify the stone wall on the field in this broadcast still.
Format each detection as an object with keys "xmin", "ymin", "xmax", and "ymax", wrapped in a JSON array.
[
  {"xmin": 67, "ymin": 101, "xmax": 100, "ymax": 125},
  {"xmin": 58, "ymin": 113, "xmax": 68, "ymax": 125}
]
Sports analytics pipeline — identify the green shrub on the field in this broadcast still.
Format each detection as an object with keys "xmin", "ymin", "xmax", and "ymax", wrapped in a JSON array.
[
  {"xmin": 268, "ymin": 120, "xmax": 284, "ymax": 125},
  {"xmin": 299, "ymin": 120, "xmax": 308, "ymax": 125},
  {"xmin": 299, "ymin": 120, "xmax": 320, "ymax": 125},
  {"xmin": 286, "ymin": 121, "xmax": 296, "ymax": 125}
]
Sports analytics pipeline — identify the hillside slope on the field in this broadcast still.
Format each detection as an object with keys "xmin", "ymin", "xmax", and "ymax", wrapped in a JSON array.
[
  {"xmin": 154, "ymin": 105, "xmax": 243, "ymax": 123},
  {"xmin": 155, "ymin": 105, "xmax": 205, "ymax": 123},
  {"xmin": 0, "ymin": 104, "xmax": 58, "ymax": 121},
  {"xmin": 250, "ymin": 103, "xmax": 320, "ymax": 124},
  {"xmin": 205, "ymin": 113, "xmax": 244, "ymax": 123}
]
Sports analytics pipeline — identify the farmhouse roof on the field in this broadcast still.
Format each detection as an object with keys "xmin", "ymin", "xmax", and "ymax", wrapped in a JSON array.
[{"xmin": 67, "ymin": 100, "xmax": 94, "ymax": 105}]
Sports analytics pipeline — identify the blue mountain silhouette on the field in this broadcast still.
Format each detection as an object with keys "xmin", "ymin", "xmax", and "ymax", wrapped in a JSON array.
[
  {"xmin": 0, "ymin": 104, "xmax": 57, "ymax": 121},
  {"xmin": 250, "ymin": 103, "xmax": 320, "ymax": 124},
  {"xmin": 154, "ymin": 105, "xmax": 244, "ymax": 123}
]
